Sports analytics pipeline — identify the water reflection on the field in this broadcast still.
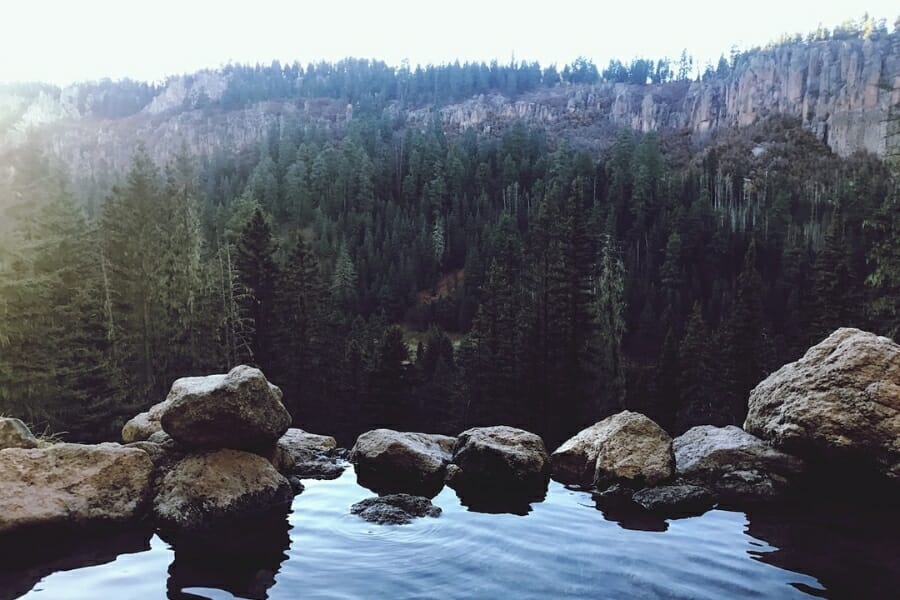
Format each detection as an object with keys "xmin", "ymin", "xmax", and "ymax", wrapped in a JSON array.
[
  {"xmin": 163, "ymin": 511, "xmax": 292, "ymax": 600},
  {"xmin": 0, "ymin": 525, "xmax": 154, "ymax": 600},
  {"xmin": 745, "ymin": 503, "xmax": 900, "ymax": 599}
]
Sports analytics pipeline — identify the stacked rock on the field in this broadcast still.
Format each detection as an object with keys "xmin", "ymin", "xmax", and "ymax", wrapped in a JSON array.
[{"xmin": 122, "ymin": 365, "xmax": 338, "ymax": 533}]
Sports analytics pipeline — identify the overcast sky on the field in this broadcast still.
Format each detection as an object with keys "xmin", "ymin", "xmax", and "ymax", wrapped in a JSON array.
[{"xmin": 2, "ymin": 0, "xmax": 897, "ymax": 85}]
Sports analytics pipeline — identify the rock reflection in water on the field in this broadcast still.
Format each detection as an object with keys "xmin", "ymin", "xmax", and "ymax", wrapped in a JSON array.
[
  {"xmin": 0, "ymin": 525, "xmax": 154, "ymax": 600},
  {"xmin": 746, "ymin": 504, "xmax": 900, "ymax": 599},
  {"xmin": 163, "ymin": 510, "xmax": 292, "ymax": 600}
]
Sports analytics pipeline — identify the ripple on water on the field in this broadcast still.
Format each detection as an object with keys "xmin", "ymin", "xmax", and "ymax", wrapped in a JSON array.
[{"xmin": 11, "ymin": 466, "xmax": 898, "ymax": 600}]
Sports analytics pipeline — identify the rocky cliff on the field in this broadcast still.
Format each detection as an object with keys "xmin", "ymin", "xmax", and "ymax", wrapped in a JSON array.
[{"xmin": 0, "ymin": 32, "xmax": 896, "ymax": 190}]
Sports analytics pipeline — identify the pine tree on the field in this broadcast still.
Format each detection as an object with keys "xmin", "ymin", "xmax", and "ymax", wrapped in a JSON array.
[
  {"xmin": 234, "ymin": 207, "xmax": 280, "ymax": 371},
  {"xmin": 273, "ymin": 235, "xmax": 326, "ymax": 419}
]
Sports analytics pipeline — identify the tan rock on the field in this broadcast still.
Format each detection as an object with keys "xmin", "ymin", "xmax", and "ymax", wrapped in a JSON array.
[
  {"xmin": 152, "ymin": 449, "xmax": 292, "ymax": 532},
  {"xmin": 0, "ymin": 443, "xmax": 152, "ymax": 534},
  {"xmin": 121, "ymin": 400, "xmax": 170, "ymax": 443},
  {"xmin": 160, "ymin": 365, "xmax": 291, "ymax": 450},
  {"xmin": 553, "ymin": 411, "xmax": 674, "ymax": 487},
  {"xmin": 744, "ymin": 328, "xmax": 900, "ymax": 481},
  {"xmin": 0, "ymin": 417, "xmax": 38, "ymax": 450}
]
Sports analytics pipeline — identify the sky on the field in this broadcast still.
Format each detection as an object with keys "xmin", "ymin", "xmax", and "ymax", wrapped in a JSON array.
[{"xmin": 1, "ymin": 0, "xmax": 897, "ymax": 85}]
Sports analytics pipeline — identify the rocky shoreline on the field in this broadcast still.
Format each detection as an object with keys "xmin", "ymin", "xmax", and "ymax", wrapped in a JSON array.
[{"xmin": 0, "ymin": 327, "xmax": 897, "ymax": 534}]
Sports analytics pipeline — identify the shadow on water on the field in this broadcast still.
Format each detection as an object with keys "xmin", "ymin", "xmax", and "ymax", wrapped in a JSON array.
[
  {"xmin": 0, "ymin": 524, "xmax": 154, "ymax": 600},
  {"xmin": 745, "ymin": 502, "xmax": 900, "ymax": 599},
  {"xmin": 162, "ymin": 509, "xmax": 293, "ymax": 600}
]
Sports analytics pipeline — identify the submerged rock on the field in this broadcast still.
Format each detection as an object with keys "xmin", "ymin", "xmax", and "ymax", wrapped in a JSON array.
[
  {"xmin": 350, "ymin": 429, "xmax": 454, "ymax": 496},
  {"xmin": 674, "ymin": 425, "xmax": 805, "ymax": 503},
  {"xmin": 449, "ymin": 426, "xmax": 550, "ymax": 497},
  {"xmin": 0, "ymin": 443, "xmax": 152, "ymax": 534},
  {"xmin": 744, "ymin": 328, "xmax": 900, "ymax": 482},
  {"xmin": 160, "ymin": 365, "xmax": 291, "ymax": 451},
  {"xmin": 350, "ymin": 494, "xmax": 441, "ymax": 525},
  {"xmin": 0, "ymin": 417, "xmax": 38, "ymax": 450},
  {"xmin": 552, "ymin": 411, "xmax": 674, "ymax": 488},
  {"xmin": 121, "ymin": 400, "xmax": 169, "ymax": 443},
  {"xmin": 152, "ymin": 449, "xmax": 293, "ymax": 533},
  {"xmin": 632, "ymin": 484, "xmax": 716, "ymax": 515}
]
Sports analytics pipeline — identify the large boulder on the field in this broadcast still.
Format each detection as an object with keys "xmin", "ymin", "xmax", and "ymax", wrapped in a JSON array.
[
  {"xmin": 552, "ymin": 411, "xmax": 674, "ymax": 488},
  {"xmin": 121, "ymin": 400, "xmax": 170, "ymax": 443},
  {"xmin": 0, "ymin": 443, "xmax": 152, "ymax": 534},
  {"xmin": 350, "ymin": 494, "xmax": 442, "ymax": 525},
  {"xmin": 448, "ymin": 426, "xmax": 550, "ymax": 496},
  {"xmin": 152, "ymin": 449, "xmax": 293, "ymax": 533},
  {"xmin": 265, "ymin": 428, "xmax": 337, "ymax": 474},
  {"xmin": 674, "ymin": 425, "xmax": 805, "ymax": 502},
  {"xmin": 0, "ymin": 417, "xmax": 38, "ymax": 450},
  {"xmin": 350, "ymin": 429, "xmax": 454, "ymax": 496},
  {"xmin": 160, "ymin": 365, "xmax": 291, "ymax": 450},
  {"xmin": 744, "ymin": 328, "xmax": 900, "ymax": 482}
]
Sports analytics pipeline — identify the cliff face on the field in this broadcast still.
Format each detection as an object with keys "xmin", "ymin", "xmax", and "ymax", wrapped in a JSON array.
[
  {"xmin": 421, "ymin": 34, "xmax": 899, "ymax": 157},
  {"xmin": 0, "ymin": 33, "xmax": 896, "ymax": 191}
]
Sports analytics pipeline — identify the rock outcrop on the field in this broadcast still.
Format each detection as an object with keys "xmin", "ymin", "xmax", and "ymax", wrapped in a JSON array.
[
  {"xmin": 0, "ymin": 417, "xmax": 38, "ymax": 450},
  {"xmin": 350, "ymin": 429, "xmax": 455, "ymax": 496},
  {"xmin": 0, "ymin": 443, "xmax": 152, "ymax": 534},
  {"xmin": 674, "ymin": 425, "xmax": 805, "ymax": 502},
  {"xmin": 448, "ymin": 426, "xmax": 550, "ymax": 497},
  {"xmin": 152, "ymin": 449, "xmax": 292, "ymax": 533},
  {"xmin": 160, "ymin": 365, "xmax": 291, "ymax": 450},
  {"xmin": 121, "ymin": 400, "xmax": 169, "ymax": 443},
  {"xmin": 350, "ymin": 494, "xmax": 442, "ymax": 525},
  {"xmin": 744, "ymin": 328, "xmax": 900, "ymax": 482},
  {"xmin": 552, "ymin": 411, "xmax": 674, "ymax": 488}
]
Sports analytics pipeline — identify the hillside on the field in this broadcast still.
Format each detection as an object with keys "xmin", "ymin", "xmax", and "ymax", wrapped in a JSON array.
[{"xmin": 1, "ymin": 28, "xmax": 897, "ymax": 202}]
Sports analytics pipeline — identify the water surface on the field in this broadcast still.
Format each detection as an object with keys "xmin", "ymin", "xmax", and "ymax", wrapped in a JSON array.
[{"xmin": 6, "ymin": 467, "xmax": 899, "ymax": 599}]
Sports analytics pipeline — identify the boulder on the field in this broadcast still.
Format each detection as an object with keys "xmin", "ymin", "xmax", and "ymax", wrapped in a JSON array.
[
  {"xmin": 552, "ymin": 411, "xmax": 674, "ymax": 488},
  {"xmin": 265, "ymin": 428, "xmax": 337, "ymax": 474},
  {"xmin": 744, "ymin": 328, "xmax": 900, "ymax": 482},
  {"xmin": 152, "ymin": 449, "xmax": 293, "ymax": 533},
  {"xmin": 160, "ymin": 365, "xmax": 291, "ymax": 450},
  {"xmin": 0, "ymin": 417, "xmax": 38, "ymax": 450},
  {"xmin": 292, "ymin": 458, "xmax": 346, "ymax": 480},
  {"xmin": 350, "ymin": 494, "xmax": 441, "ymax": 525},
  {"xmin": 674, "ymin": 425, "xmax": 805, "ymax": 502},
  {"xmin": 632, "ymin": 484, "xmax": 716, "ymax": 514},
  {"xmin": 449, "ymin": 426, "xmax": 550, "ymax": 496},
  {"xmin": 350, "ymin": 429, "xmax": 455, "ymax": 496},
  {"xmin": 121, "ymin": 400, "xmax": 170, "ymax": 443},
  {"xmin": 0, "ymin": 443, "xmax": 152, "ymax": 534}
]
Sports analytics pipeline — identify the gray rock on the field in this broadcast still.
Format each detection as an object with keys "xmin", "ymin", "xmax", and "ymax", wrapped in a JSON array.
[
  {"xmin": 350, "ymin": 494, "xmax": 441, "ymax": 525},
  {"xmin": 744, "ymin": 328, "xmax": 900, "ymax": 482},
  {"xmin": 0, "ymin": 443, "xmax": 152, "ymax": 534},
  {"xmin": 0, "ymin": 417, "xmax": 38, "ymax": 450},
  {"xmin": 552, "ymin": 411, "xmax": 674, "ymax": 488},
  {"xmin": 160, "ymin": 365, "xmax": 291, "ymax": 450},
  {"xmin": 674, "ymin": 425, "xmax": 804, "ymax": 502},
  {"xmin": 350, "ymin": 429, "xmax": 455, "ymax": 496},
  {"xmin": 632, "ymin": 484, "xmax": 716, "ymax": 514},
  {"xmin": 152, "ymin": 449, "xmax": 293, "ymax": 532},
  {"xmin": 265, "ymin": 428, "xmax": 337, "ymax": 474},
  {"xmin": 293, "ymin": 459, "xmax": 346, "ymax": 480},
  {"xmin": 450, "ymin": 426, "xmax": 550, "ymax": 496}
]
